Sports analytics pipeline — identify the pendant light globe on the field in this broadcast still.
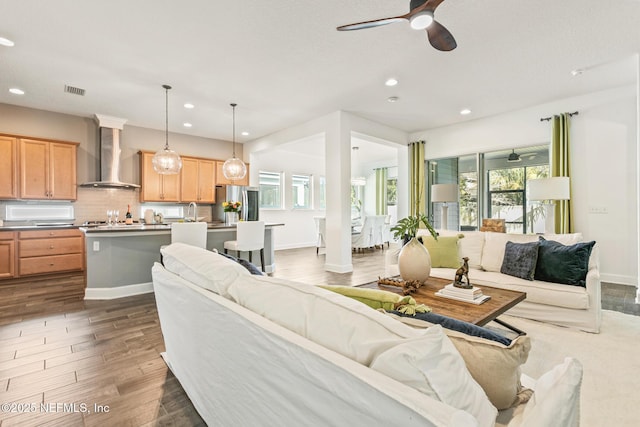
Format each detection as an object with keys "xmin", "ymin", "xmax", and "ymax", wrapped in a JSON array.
[
  {"xmin": 152, "ymin": 84, "xmax": 182, "ymax": 175},
  {"xmin": 222, "ymin": 103, "xmax": 247, "ymax": 181}
]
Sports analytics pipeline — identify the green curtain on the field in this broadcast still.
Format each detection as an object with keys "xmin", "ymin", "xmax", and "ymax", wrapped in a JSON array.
[
  {"xmin": 551, "ymin": 114, "xmax": 573, "ymax": 233},
  {"xmin": 409, "ymin": 141, "xmax": 426, "ymax": 216},
  {"xmin": 375, "ymin": 168, "xmax": 388, "ymax": 215}
]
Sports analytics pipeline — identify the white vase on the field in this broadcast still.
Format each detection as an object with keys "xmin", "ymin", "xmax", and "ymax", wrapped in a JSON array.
[
  {"xmin": 225, "ymin": 212, "xmax": 239, "ymax": 225},
  {"xmin": 397, "ymin": 237, "xmax": 432, "ymax": 283}
]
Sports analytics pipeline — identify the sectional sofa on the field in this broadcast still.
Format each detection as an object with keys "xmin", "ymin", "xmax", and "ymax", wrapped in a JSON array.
[
  {"xmin": 387, "ymin": 230, "xmax": 601, "ymax": 333},
  {"xmin": 152, "ymin": 243, "xmax": 583, "ymax": 426}
]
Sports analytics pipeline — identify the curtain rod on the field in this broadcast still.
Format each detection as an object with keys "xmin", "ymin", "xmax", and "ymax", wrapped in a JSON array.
[{"xmin": 540, "ymin": 111, "xmax": 579, "ymax": 122}]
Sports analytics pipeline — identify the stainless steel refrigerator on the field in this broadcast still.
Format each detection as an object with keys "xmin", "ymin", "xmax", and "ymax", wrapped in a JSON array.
[{"xmin": 214, "ymin": 185, "xmax": 259, "ymax": 222}]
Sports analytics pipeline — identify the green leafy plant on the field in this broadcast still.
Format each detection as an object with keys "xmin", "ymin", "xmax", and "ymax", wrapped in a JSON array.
[{"xmin": 391, "ymin": 213, "xmax": 437, "ymax": 243}]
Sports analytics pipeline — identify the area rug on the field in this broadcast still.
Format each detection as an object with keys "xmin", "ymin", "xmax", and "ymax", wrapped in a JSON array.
[{"xmin": 495, "ymin": 310, "xmax": 640, "ymax": 427}]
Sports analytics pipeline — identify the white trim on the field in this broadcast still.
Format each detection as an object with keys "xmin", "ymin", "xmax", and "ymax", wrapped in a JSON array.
[
  {"xmin": 275, "ymin": 242, "xmax": 316, "ymax": 251},
  {"xmin": 324, "ymin": 262, "xmax": 353, "ymax": 273},
  {"xmin": 84, "ymin": 282, "xmax": 154, "ymax": 300},
  {"xmin": 599, "ymin": 273, "xmax": 638, "ymax": 287}
]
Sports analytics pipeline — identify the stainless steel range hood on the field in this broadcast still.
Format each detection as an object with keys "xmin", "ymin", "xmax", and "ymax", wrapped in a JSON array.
[{"xmin": 81, "ymin": 114, "xmax": 140, "ymax": 189}]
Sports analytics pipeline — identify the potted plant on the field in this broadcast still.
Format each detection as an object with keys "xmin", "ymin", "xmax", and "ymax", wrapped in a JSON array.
[{"xmin": 391, "ymin": 213, "xmax": 437, "ymax": 283}]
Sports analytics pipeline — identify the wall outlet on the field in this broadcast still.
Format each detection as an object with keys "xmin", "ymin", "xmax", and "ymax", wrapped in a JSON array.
[
  {"xmin": 93, "ymin": 241, "xmax": 100, "ymax": 251},
  {"xmin": 588, "ymin": 206, "xmax": 608, "ymax": 214}
]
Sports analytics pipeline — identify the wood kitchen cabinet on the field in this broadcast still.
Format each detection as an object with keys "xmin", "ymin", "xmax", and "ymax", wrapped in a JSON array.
[
  {"xmin": 181, "ymin": 156, "xmax": 216, "ymax": 203},
  {"xmin": 18, "ymin": 229, "xmax": 84, "ymax": 276},
  {"xmin": 139, "ymin": 151, "xmax": 181, "ymax": 202},
  {"xmin": 0, "ymin": 231, "xmax": 15, "ymax": 279},
  {"xmin": 0, "ymin": 135, "xmax": 18, "ymax": 199},
  {"xmin": 215, "ymin": 161, "xmax": 250, "ymax": 186},
  {"xmin": 19, "ymin": 138, "xmax": 78, "ymax": 200}
]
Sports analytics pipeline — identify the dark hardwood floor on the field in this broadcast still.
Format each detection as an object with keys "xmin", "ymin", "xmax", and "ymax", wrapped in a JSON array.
[{"xmin": 0, "ymin": 247, "xmax": 636, "ymax": 426}]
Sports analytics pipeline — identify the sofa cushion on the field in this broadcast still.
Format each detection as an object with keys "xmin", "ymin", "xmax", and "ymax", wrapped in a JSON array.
[
  {"xmin": 458, "ymin": 231, "xmax": 486, "ymax": 269},
  {"xmin": 319, "ymin": 285, "xmax": 430, "ymax": 315},
  {"xmin": 509, "ymin": 357, "xmax": 583, "ymax": 427},
  {"xmin": 430, "ymin": 268, "xmax": 590, "ymax": 310},
  {"xmin": 500, "ymin": 241, "xmax": 540, "ymax": 281},
  {"xmin": 422, "ymin": 235, "xmax": 461, "ymax": 268},
  {"xmin": 227, "ymin": 275, "xmax": 421, "ymax": 365},
  {"xmin": 534, "ymin": 237, "xmax": 596, "ymax": 287},
  {"xmin": 370, "ymin": 325, "xmax": 498, "ymax": 426},
  {"xmin": 161, "ymin": 243, "xmax": 249, "ymax": 298},
  {"xmin": 384, "ymin": 311, "xmax": 532, "ymax": 410},
  {"xmin": 481, "ymin": 233, "xmax": 539, "ymax": 272}
]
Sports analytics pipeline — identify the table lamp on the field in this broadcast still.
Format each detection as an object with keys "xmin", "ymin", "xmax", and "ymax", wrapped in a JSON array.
[
  {"xmin": 431, "ymin": 183, "xmax": 458, "ymax": 230},
  {"xmin": 527, "ymin": 177, "xmax": 570, "ymax": 234}
]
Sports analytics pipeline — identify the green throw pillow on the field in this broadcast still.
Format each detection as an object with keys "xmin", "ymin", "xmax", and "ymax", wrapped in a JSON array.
[
  {"xmin": 421, "ymin": 235, "xmax": 462, "ymax": 268},
  {"xmin": 319, "ymin": 285, "xmax": 430, "ymax": 315}
]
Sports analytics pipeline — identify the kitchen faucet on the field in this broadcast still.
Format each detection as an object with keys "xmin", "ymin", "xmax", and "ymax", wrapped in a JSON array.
[{"xmin": 187, "ymin": 202, "xmax": 197, "ymax": 222}]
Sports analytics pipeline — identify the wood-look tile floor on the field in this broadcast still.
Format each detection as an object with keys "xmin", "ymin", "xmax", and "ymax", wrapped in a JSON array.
[{"xmin": 0, "ymin": 247, "xmax": 636, "ymax": 426}]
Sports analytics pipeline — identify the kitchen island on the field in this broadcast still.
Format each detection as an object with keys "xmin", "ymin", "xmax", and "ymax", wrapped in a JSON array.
[{"xmin": 81, "ymin": 222, "xmax": 283, "ymax": 299}]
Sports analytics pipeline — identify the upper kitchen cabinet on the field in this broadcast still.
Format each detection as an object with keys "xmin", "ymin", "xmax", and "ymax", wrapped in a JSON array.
[
  {"xmin": 19, "ymin": 138, "xmax": 78, "ymax": 200},
  {"xmin": 181, "ymin": 157, "xmax": 216, "ymax": 203},
  {"xmin": 215, "ymin": 161, "xmax": 250, "ymax": 186},
  {"xmin": 140, "ymin": 151, "xmax": 181, "ymax": 202},
  {"xmin": 0, "ymin": 136, "xmax": 18, "ymax": 199}
]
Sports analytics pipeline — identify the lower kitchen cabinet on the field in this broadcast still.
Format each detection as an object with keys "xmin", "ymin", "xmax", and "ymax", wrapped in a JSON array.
[
  {"xmin": 17, "ymin": 229, "xmax": 84, "ymax": 276},
  {"xmin": 0, "ymin": 231, "xmax": 15, "ymax": 279}
]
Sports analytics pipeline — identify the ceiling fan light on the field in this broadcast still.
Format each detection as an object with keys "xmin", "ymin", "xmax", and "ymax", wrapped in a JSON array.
[{"xmin": 410, "ymin": 11, "xmax": 434, "ymax": 30}]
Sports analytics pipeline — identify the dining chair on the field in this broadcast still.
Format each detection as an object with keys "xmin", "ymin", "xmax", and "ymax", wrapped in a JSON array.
[
  {"xmin": 314, "ymin": 216, "xmax": 326, "ymax": 255},
  {"xmin": 223, "ymin": 221, "xmax": 266, "ymax": 271}
]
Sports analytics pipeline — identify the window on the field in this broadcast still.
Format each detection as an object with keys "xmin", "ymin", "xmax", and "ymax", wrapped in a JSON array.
[
  {"xmin": 292, "ymin": 174, "xmax": 311, "ymax": 209},
  {"xmin": 458, "ymin": 154, "xmax": 478, "ymax": 231},
  {"xmin": 319, "ymin": 176, "xmax": 326, "ymax": 209},
  {"xmin": 259, "ymin": 171, "xmax": 283, "ymax": 209},
  {"xmin": 351, "ymin": 185, "xmax": 363, "ymax": 220},
  {"xmin": 386, "ymin": 178, "xmax": 397, "ymax": 206}
]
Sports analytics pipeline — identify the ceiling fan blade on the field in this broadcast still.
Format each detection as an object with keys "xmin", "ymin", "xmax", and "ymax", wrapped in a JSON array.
[
  {"xmin": 426, "ymin": 20, "xmax": 457, "ymax": 51},
  {"xmin": 337, "ymin": 16, "xmax": 406, "ymax": 31}
]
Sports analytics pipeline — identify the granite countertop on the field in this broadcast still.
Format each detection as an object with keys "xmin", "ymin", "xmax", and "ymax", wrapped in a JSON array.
[{"xmin": 81, "ymin": 222, "xmax": 284, "ymax": 233}]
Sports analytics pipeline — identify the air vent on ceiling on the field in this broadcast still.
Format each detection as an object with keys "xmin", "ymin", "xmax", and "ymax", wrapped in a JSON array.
[{"xmin": 64, "ymin": 85, "xmax": 85, "ymax": 96}]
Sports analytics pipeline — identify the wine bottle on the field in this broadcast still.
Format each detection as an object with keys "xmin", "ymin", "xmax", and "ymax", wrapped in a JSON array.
[{"xmin": 125, "ymin": 204, "xmax": 133, "ymax": 225}]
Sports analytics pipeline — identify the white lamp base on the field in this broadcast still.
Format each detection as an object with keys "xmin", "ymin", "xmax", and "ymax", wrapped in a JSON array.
[
  {"xmin": 441, "ymin": 204, "xmax": 449, "ymax": 230},
  {"xmin": 544, "ymin": 204, "xmax": 555, "ymax": 234}
]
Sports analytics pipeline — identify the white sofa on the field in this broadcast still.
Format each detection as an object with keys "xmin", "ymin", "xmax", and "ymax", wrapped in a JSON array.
[
  {"xmin": 153, "ymin": 243, "xmax": 584, "ymax": 427},
  {"xmin": 388, "ymin": 230, "xmax": 601, "ymax": 333}
]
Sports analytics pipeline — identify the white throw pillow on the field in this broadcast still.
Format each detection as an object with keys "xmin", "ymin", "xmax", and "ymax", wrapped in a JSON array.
[
  {"xmin": 161, "ymin": 243, "xmax": 249, "ymax": 298},
  {"xmin": 227, "ymin": 274, "xmax": 421, "ymax": 365},
  {"xmin": 481, "ymin": 233, "xmax": 538, "ymax": 272},
  {"xmin": 508, "ymin": 357, "xmax": 583, "ymax": 427},
  {"xmin": 458, "ymin": 231, "xmax": 486, "ymax": 269},
  {"xmin": 371, "ymin": 325, "xmax": 497, "ymax": 426}
]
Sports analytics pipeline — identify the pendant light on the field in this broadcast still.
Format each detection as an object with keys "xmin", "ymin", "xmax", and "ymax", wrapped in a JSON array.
[
  {"xmin": 222, "ymin": 103, "xmax": 247, "ymax": 180},
  {"xmin": 152, "ymin": 84, "xmax": 182, "ymax": 175}
]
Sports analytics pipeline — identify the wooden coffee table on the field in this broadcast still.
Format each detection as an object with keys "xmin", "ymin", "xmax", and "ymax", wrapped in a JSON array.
[{"xmin": 369, "ymin": 276, "xmax": 527, "ymax": 334}]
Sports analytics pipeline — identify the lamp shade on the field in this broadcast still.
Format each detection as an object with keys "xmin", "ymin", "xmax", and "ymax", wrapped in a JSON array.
[
  {"xmin": 527, "ymin": 177, "xmax": 570, "ymax": 201},
  {"xmin": 431, "ymin": 183, "xmax": 458, "ymax": 203}
]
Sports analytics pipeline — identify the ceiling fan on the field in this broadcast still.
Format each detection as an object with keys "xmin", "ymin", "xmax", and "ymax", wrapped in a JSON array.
[{"xmin": 336, "ymin": 0, "xmax": 457, "ymax": 51}]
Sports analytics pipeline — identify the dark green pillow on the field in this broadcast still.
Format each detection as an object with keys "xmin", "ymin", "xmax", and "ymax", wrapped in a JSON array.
[
  {"xmin": 500, "ymin": 241, "xmax": 539, "ymax": 281},
  {"xmin": 534, "ymin": 237, "xmax": 595, "ymax": 287}
]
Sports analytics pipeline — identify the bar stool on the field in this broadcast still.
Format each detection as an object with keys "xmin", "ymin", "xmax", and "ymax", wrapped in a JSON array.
[
  {"xmin": 160, "ymin": 222, "xmax": 208, "ymax": 264},
  {"xmin": 223, "ymin": 221, "xmax": 266, "ymax": 272}
]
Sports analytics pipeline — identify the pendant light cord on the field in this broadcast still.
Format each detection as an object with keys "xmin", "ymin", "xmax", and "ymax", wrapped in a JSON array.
[
  {"xmin": 163, "ymin": 84, "xmax": 171, "ymax": 150},
  {"xmin": 231, "ymin": 103, "xmax": 237, "ymax": 158}
]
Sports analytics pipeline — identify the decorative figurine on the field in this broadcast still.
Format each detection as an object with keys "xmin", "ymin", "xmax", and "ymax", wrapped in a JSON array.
[{"xmin": 453, "ymin": 257, "xmax": 472, "ymax": 289}]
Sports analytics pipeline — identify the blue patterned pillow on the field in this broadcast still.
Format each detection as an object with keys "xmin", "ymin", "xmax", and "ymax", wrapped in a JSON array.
[{"xmin": 500, "ymin": 241, "xmax": 539, "ymax": 281}]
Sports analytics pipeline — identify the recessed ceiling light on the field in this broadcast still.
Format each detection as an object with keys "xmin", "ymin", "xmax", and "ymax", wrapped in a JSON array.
[
  {"xmin": 0, "ymin": 37, "xmax": 15, "ymax": 47},
  {"xmin": 183, "ymin": 122, "xmax": 192, "ymax": 128},
  {"xmin": 385, "ymin": 78, "xmax": 398, "ymax": 87},
  {"xmin": 387, "ymin": 96, "xmax": 399, "ymax": 103},
  {"xmin": 460, "ymin": 108, "xmax": 472, "ymax": 115},
  {"xmin": 241, "ymin": 131, "xmax": 250, "ymax": 136},
  {"xmin": 571, "ymin": 69, "xmax": 584, "ymax": 76},
  {"xmin": 184, "ymin": 103, "xmax": 194, "ymax": 109},
  {"xmin": 9, "ymin": 88, "xmax": 24, "ymax": 95}
]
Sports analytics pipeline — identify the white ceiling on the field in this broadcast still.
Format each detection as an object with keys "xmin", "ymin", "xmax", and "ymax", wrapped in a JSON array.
[{"xmin": 1, "ymin": 0, "xmax": 639, "ymax": 145}]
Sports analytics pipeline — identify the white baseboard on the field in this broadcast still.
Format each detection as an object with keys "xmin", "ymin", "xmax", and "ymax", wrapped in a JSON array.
[
  {"xmin": 599, "ymin": 273, "xmax": 638, "ymax": 286},
  {"xmin": 275, "ymin": 242, "xmax": 316, "ymax": 250},
  {"xmin": 84, "ymin": 282, "xmax": 154, "ymax": 300},
  {"xmin": 324, "ymin": 263, "xmax": 353, "ymax": 273}
]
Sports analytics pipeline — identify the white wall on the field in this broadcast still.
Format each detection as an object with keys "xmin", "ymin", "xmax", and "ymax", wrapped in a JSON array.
[
  {"xmin": 411, "ymin": 86, "xmax": 638, "ymax": 286},
  {"xmin": 251, "ymin": 148, "xmax": 326, "ymax": 250}
]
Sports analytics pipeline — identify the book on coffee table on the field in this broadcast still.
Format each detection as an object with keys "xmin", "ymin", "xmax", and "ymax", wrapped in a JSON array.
[{"xmin": 435, "ymin": 290, "xmax": 492, "ymax": 305}]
